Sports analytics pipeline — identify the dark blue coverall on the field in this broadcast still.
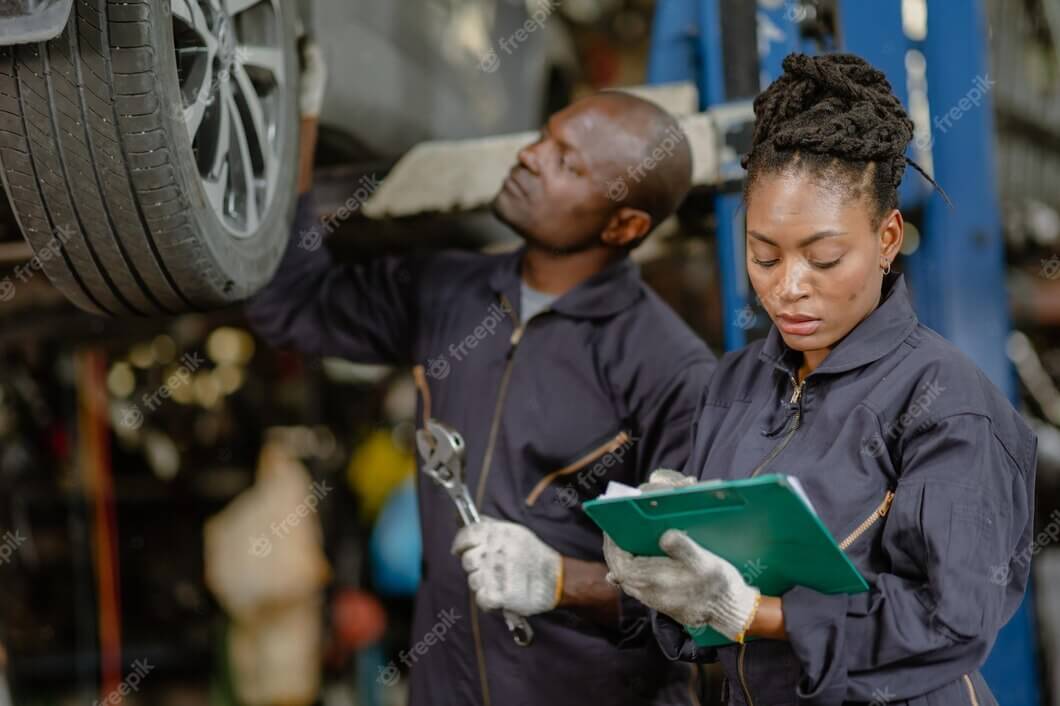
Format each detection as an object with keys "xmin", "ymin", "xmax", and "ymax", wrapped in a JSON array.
[
  {"xmin": 246, "ymin": 196, "xmax": 717, "ymax": 706},
  {"xmin": 653, "ymin": 272, "xmax": 1038, "ymax": 706}
]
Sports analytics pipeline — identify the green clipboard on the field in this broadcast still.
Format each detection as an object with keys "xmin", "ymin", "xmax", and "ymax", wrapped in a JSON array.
[{"xmin": 582, "ymin": 473, "xmax": 868, "ymax": 647}]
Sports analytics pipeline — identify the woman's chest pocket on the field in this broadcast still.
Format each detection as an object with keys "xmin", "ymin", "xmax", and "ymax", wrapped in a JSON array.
[{"xmin": 791, "ymin": 451, "xmax": 897, "ymax": 570}]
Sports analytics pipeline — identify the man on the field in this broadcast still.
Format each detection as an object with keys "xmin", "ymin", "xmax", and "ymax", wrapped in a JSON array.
[{"xmin": 247, "ymin": 41, "xmax": 715, "ymax": 706}]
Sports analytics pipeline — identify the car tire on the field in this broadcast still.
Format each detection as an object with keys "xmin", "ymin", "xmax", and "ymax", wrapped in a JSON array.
[{"xmin": 0, "ymin": 0, "xmax": 299, "ymax": 315}]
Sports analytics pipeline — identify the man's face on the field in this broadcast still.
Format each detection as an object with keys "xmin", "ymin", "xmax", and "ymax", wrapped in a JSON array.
[{"xmin": 492, "ymin": 100, "xmax": 631, "ymax": 253}]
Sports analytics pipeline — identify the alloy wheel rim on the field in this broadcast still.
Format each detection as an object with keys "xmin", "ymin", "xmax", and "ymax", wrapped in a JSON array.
[{"xmin": 171, "ymin": 0, "xmax": 286, "ymax": 239}]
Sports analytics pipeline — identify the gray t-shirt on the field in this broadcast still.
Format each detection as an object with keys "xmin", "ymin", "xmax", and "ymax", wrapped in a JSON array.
[{"xmin": 520, "ymin": 281, "xmax": 558, "ymax": 324}]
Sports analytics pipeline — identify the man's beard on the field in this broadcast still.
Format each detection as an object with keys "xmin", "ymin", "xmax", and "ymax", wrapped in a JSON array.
[{"xmin": 491, "ymin": 199, "xmax": 600, "ymax": 256}]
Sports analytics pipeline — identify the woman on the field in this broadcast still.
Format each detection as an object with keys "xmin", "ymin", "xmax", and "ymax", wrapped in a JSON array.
[{"xmin": 603, "ymin": 53, "xmax": 1037, "ymax": 706}]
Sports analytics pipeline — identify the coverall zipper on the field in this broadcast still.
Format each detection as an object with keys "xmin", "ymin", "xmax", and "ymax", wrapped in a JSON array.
[
  {"xmin": 737, "ymin": 643, "xmax": 754, "ymax": 706},
  {"xmin": 749, "ymin": 375, "xmax": 805, "ymax": 478},
  {"xmin": 473, "ymin": 295, "xmax": 526, "ymax": 508},
  {"xmin": 739, "ymin": 375, "xmax": 805, "ymax": 706},
  {"xmin": 838, "ymin": 491, "xmax": 896, "ymax": 550},
  {"xmin": 963, "ymin": 674, "xmax": 981, "ymax": 706},
  {"xmin": 469, "ymin": 295, "xmax": 546, "ymax": 706}
]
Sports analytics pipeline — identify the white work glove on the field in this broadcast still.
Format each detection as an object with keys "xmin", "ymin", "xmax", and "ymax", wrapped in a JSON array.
[
  {"xmin": 603, "ymin": 529, "xmax": 761, "ymax": 643},
  {"xmin": 451, "ymin": 518, "xmax": 562, "ymax": 616},
  {"xmin": 638, "ymin": 468, "xmax": 698, "ymax": 492},
  {"xmin": 298, "ymin": 38, "xmax": 327, "ymax": 119}
]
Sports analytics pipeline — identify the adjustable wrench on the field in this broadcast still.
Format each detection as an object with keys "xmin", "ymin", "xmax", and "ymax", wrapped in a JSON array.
[{"xmin": 416, "ymin": 418, "xmax": 534, "ymax": 647}]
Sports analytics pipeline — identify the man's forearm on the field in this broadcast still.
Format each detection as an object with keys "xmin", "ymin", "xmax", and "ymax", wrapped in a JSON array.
[{"xmin": 557, "ymin": 557, "xmax": 620, "ymax": 625}]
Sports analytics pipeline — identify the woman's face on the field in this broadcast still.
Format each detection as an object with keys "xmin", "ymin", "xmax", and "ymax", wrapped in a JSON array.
[{"xmin": 745, "ymin": 170, "xmax": 904, "ymax": 370}]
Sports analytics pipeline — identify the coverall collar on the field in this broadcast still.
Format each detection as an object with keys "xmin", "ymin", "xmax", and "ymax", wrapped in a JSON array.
[
  {"xmin": 488, "ymin": 247, "xmax": 643, "ymax": 320},
  {"xmin": 758, "ymin": 271, "xmax": 919, "ymax": 377}
]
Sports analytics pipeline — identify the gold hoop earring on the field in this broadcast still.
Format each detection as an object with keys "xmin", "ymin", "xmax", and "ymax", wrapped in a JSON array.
[{"xmin": 881, "ymin": 261, "xmax": 892, "ymax": 275}]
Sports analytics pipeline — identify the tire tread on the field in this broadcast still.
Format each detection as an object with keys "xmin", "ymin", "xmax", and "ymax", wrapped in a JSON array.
[{"xmin": 0, "ymin": 0, "xmax": 297, "ymax": 314}]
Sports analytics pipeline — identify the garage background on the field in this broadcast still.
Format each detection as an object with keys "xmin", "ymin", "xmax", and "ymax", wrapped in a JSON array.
[{"xmin": 0, "ymin": 0, "xmax": 1056, "ymax": 705}]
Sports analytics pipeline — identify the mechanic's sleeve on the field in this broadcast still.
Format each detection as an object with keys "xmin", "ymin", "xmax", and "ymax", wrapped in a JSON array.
[
  {"xmin": 781, "ymin": 413, "xmax": 1037, "ymax": 705},
  {"xmin": 245, "ymin": 194, "xmax": 422, "ymax": 365}
]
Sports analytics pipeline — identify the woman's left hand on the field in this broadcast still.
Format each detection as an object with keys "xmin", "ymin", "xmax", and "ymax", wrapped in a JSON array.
[{"xmin": 603, "ymin": 530, "xmax": 761, "ymax": 643}]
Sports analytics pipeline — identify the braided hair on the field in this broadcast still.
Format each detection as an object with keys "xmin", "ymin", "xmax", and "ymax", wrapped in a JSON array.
[{"xmin": 742, "ymin": 53, "xmax": 942, "ymax": 227}]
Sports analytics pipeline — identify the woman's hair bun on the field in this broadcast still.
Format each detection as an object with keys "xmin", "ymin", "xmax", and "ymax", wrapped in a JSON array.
[{"xmin": 745, "ymin": 52, "xmax": 915, "ymax": 189}]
